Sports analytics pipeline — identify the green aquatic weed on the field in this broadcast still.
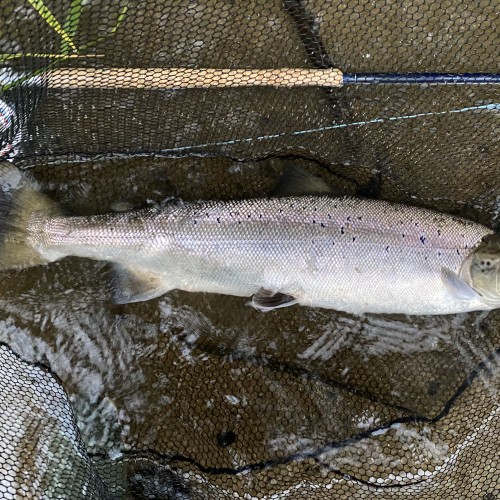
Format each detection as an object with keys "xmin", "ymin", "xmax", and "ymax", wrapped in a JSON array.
[{"xmin": 0, "ymin": 0, "xmax": 128, "ymax": 91}]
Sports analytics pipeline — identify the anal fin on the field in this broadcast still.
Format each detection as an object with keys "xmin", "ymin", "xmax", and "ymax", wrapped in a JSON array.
[
  {"xmin": 113, "ymin": 263, "xmax": 171, "ymax": 304},
  {"xmin": 251, "ymin": 288, "xmax": 297, "ymax": 312}
]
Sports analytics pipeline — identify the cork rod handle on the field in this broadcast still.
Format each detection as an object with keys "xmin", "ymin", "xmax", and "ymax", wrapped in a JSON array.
[{"xmin": 46, "ymin": 68, "xmax": 344, "ymax": 89}]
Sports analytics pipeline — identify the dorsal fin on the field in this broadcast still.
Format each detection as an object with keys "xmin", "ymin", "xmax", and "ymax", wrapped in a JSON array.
[{"xmin": 272, "ymin": 164, "xmax": 336, "ymax": 197}]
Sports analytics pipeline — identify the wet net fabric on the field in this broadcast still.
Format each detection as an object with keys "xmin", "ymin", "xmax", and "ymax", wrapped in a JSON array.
[
  {"xmin": 0, "ymin": 344, "xmax": 108, "ymax": 499},
  {"xmin": 0, "ymin": 0, "xmax": 499, "ymax": 499}
]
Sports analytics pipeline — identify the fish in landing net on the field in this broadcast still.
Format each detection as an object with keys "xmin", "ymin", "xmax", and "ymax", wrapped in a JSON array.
[{"xmin": 1, "ymin": 164, "xmax": 500, "ymax": 315}]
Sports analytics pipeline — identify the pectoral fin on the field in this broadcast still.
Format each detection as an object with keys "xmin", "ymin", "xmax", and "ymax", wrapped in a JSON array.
[
  {"xmin": 251, "ymin": 288, "xmax": 297, "ymax": 312},
  {"xmin": 441, "ymin": 267, "xmax": 481, "ymax": 300},
  {"xmin": 113, "ymin": 263, "xmax": 171, "ymax": 304}
]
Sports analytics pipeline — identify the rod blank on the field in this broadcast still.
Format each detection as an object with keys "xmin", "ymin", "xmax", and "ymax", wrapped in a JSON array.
[{"xmin": 343, "ymin": 73, "xmax": 500, "ymax": 85}]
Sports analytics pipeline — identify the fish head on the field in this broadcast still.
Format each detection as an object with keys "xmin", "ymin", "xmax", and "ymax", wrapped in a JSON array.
[{"xmin": 469, "ymin": 233, "xmax": 500, "ymax": 305}]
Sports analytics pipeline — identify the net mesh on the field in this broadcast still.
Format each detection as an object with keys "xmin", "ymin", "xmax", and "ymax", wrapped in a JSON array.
[{"xmin": 0, "ymin": 0, "xmax": 499, "ymax": 498}]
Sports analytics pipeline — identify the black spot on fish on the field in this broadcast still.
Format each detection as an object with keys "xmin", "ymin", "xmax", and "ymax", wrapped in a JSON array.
[
  {"xmin": 457, "ymin": 249, "xmax": 460, "ymax": 255},
  {"xmin": 420, "ymin": 236, "xmax": 426, "ymax": 244},
  {"xmin": 341, "ymin": 227, "xmax": 345, "ymax": 234},
  {"xmin": 402, "ymin": 234, "xmax": 405, "ymax": 238},
  {"xmin": 313, "ymin": 219, "xmax": 316, "ymax": 224},
  {"xmin": 238, "ymin": 220, "xmax": 241, "ymax": 224},
  {"xmin": 217, "ymin": 217, "xmax": 220, "ymax": 223},
  {"xmin": 357, "ymin": 216, "xmax": 362, "ymax": 220},
  {"xmin": 352, "ymin": 237, "xmax": 356, "ymax": 242},
  {"xmin": 328, "ymin": 213, "xmax": 332, "ymax": 219},
  {"xmin": 385, "ymin": 246, "xmax": 389, "ymax": 252},
  {"xmin": 314, "ymin": 207, "xmax": 317, "ymax": 212},
  {"xmin": 194, "ymin": 220, "xmax": 197, "ymax": 224},
  {"xmin": 320, "ymin": 222, "xmax": 325, "ymax": 228},
  {"xmin": 437, "ymin": 229, "xmax": 442, "ymax": 236},
  {"xmin": 347, "ymin": 216, "xmax": 351, "ymax": 221}
]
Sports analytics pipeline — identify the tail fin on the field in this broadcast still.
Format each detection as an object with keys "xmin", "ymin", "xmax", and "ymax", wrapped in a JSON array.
[{"xmin": 0, "ymin": 163, "xmax": 60, "ymax": 270}]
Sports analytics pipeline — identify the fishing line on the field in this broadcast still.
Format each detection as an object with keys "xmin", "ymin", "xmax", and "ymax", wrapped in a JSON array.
[{"xmin": 156, "ymin": 102, "xmax": 500, "ymax": 154}]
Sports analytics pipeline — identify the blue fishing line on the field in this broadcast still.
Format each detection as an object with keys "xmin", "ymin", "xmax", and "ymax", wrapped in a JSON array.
[{"xmin": 158, "ymin": 103, "xmax": 500, "ymax": 154}]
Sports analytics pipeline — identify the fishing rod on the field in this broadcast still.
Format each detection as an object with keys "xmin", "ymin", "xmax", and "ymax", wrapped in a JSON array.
[
  {"xmin": 1, "ymin": 67, "xmax": 498, "ymax": 159},
  {"xmin": 41, "ymin": 68, "xmax": 500, "ymax": 89}
]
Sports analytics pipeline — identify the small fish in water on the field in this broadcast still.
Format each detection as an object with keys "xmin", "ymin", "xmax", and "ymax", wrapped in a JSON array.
[{"xmin": 1, "ymin": 163, "xmax": 499, "ymax": 316}]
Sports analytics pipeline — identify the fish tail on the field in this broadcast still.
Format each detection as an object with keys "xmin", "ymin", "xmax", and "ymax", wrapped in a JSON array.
[{"xmin": 0, "ymin": 163, "xmax": 60, "ymax": 270}]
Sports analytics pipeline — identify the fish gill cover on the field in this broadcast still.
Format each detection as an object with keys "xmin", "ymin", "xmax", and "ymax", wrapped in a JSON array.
[{"xmin": 0, "ymin": 0, "xmax": 499, "ymax": 499}]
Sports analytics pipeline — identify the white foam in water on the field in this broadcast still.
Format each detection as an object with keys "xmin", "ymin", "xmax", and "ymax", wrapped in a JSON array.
[
  {"xmin": 159, "ymin": 298, "xmax": 217, "ymax": 365},
  {"xmin": 318, "ymin": 420, "xmax": 450, "ymax": 485},
  {"xmin": 268, "ymin": 434, "xmax": 317, "ymax": 454},
  {"xmin": 225, "ymin": 395, "xmax": 240, "ymax": 405},
  {"xmin": 298, "ymin": 311, "xmax": 489, "ymax": 361},
  {"xmin": 356, "ymin": 414, "xmax": 381, "ymax": 430}
]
